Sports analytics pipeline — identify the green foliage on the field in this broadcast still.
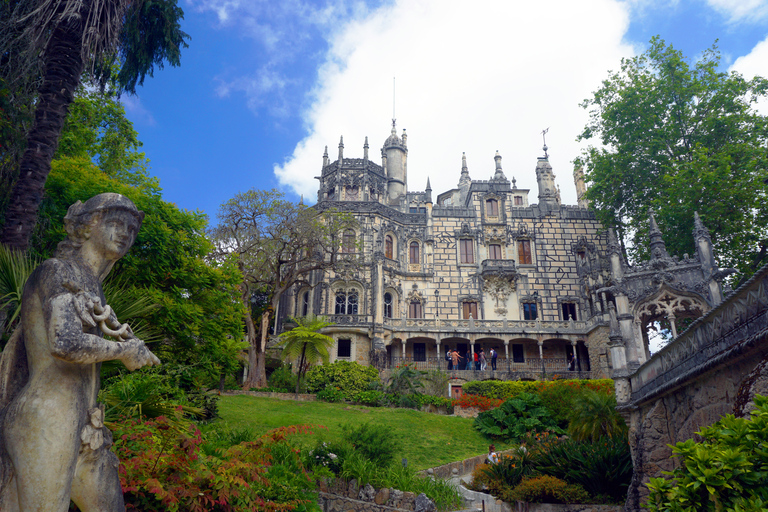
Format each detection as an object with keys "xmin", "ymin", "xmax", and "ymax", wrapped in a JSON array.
[
  {"xmin": 474, "ymin": 393, "xmax": 564, "ymax": 441},
  {"xmin": 351, "ymin": 390, "xmax": 386, "ymax": 406},
  {"xmin": 0, "ymin": 244, "xmax": 37, "ymax": 334},
  {"xmin": 268, "ymin": 365, "xmax": 298, "ymax": 393},
  {"xmin": 504, "ymin": 476, "xmax": 591, "ymax": 504},
  {"xmin": 567, "ymin": 390, "xmax": 627, "ymax": 442},
  {"xmin": 474, "ymin": 448, "xmax": 538, "ymax": 494},
  {"xmin": 100, "ymin": 369, "xmax": 205, "ymax": 423},
  {"xmin": 578, "ymin": 36, "xmax": 768, "ymax": 281},
  {"xmin": 115, "ymin": 418, "xmax": 318, "ymax": 512},
  {"xmin": 532, "ymin": 434, "xmax": 632, "ymax": 503},
  {"xmin": 344, "ymin": 421, "xmax": 400, "ymax": 468},
  {"xmin": 383, "ymin": 364, "xmax": 426, "ymax": 395},
  {"xmin": 278, "ymin": 315, "xmax": 335, "ymax": 394},
  {"xmin": 316, "ymin": 386, "xmax": 346, "ymax": 403},
  {"xmin": 645, "ymin": 395, "xmax": 768, "ymax": 512},
  {"xmin": 421, "ymin": 369, "xmax": 449, "ymax": 397},
  {"xmin": 462, "ymin": 379, "xmax": 540, "ymax": 400},
  {"xmin": 304, "ymin": 361, "xmax": 379, "ymax": 398}
]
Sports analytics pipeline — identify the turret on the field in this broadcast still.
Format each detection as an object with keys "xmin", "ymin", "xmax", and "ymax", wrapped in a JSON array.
[
  {"xmin": 493, "ymin": 151, "xmax": 506, "ymax": 180},
  {"xmin": 338, "ymin": 136, "xmax": 344, "ymax": 165},
  {"xmin": 384, "ymin": 121, "xmax": 407, "ymax": 202},
  {"xmin": 573, "ymin": 165, "xmax": 589, "ymax": 208},
  {"xmin": 458, "ymin": 152, "xmax": 471, "ymax": 204},
  {"xmin": 694, "ymin": 212, "xmax": 715, "ymax": 272},
  {"xmin": 363, "ymin": 136, "xmax": 369, "ymax": 162},
  {"xmin": 535, "ymin": 154, "xmax": 558, "ymax": 213},
  {"xmin": 322, "ymin": 146, "xmax": 329, "ymax": 167},
  {"xmin": 425, "ymin": 178, "xmax": 432, "ymax": 204}
]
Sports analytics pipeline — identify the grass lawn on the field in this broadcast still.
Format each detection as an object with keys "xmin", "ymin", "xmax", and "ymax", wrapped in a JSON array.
[{"xmin": 212, "ymin": 394, "xmax": 508, "ymax": 470}]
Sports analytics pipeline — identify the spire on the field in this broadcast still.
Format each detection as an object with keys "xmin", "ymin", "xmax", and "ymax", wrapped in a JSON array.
[
  {"xmin": 425, "ymin": 177, "xmax": 432, "ymax": 191},
  {"xmin": 459, "ymin": 152, "xmax": 471, "ymax": 187},
  {"xmin": 607, "ymin": 228, "xmax": 621, "ymax": 255},
  {"xmin": 323, "ymin": 146, "xmax": 329, "ymax": 167},
  {"xmin": 511, "ymin": 176, "xmax": 517, "ymax": 189},
  {"xmin": 425, "ymin": 178, "xmax": 432, "ymax": 203},
  {"xmin": 338, "ymin": 136, "xmax": 344, "ymax": 164},
  {"xmin": 693, "ymin": 211, "xmax": 711, "ymax": 242},
  {"xmin": 493, "ymin": 150, "xmax": 506, "ymax": 180},
  {"xmin": 649, "ymin": 213, "xmax": 670, "ymax": 260},
  {"xmin": 573, "ymin": 165, "xmax": 589, "ymax": 208},
  {"xmin": 363, "ymin": 136, "xmax": 369, "ymax": 161}
]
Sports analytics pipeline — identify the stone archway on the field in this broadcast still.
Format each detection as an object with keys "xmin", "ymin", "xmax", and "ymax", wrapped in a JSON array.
[{"xmin": 634, "ymin": 286, "xmax": 710, "ymax": 356}]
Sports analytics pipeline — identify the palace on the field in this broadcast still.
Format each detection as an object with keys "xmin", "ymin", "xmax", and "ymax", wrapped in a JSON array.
[{"xmin": 277, "ymin": 122, "xmax": 730, "ymax": 387}]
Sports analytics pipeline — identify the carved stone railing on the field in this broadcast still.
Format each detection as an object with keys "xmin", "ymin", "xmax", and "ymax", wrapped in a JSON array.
[
  {"xmin": 383, "ymin": 317, "xmax": 589, "ymax": 334},
  {"xmin": 327, "ymin": 315, "xmax": 371, "ymax": 326},
  {"xmin": 481, "ymin": 259, "xmax": 517, "ymax": 277},
  {"xmin": 387, "ymin": 356, "xmax": 591, "ymax": 375},
  {"xmin": 629, "ymin": 265, "xmax": 768, "ymax": 403}
]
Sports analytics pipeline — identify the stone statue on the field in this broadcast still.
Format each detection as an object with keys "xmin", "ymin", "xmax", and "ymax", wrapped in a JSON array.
[{"xmin": 0, "ymin": 193, "xmax": 161, "ymax": 512}]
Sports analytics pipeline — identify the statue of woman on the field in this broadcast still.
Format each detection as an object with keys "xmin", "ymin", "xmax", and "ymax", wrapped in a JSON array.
[{"xmin": 0, "ymin": 193, "xmax": 160, "ymax": 512}]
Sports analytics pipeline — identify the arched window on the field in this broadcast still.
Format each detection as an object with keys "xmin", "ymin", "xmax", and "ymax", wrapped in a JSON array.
[
  {"xmin": 384, "ymin": 292, "xmax": 393, "ymax": 318},
  {"xmin": 341, "ymin": 229, "xmax": 356, "ymax": 253},
  {"xmin": 409, "ymin": 242, "xmax": 420, "ymax": 264},
  {"xmin": 385, "ymin": 235, "xmax": 394, "ymax": 259},
  {"xmin": 486, "ymin": 199, "xmax": 499, "ymax": 216},
  {"xmin": 301, "ymin": 291, "xmax": 310, "ymax": 316},
  {"xmin": 335, "ymin": 290, "xmax": 359, "ymax": 315}
]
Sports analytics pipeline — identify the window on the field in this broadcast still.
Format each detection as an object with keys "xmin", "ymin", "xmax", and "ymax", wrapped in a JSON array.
[
  {"xmin": 384, "ymin": 293, "xmax": 393, "ymax": 318},
  {"xmin": 576, "ymin": 250, "xmax": 586, "ymax": 263},
  {"xmin": 460, "ymin": 239, "xmax": 474, "ymax": 264},
  {"xmin": 462, "ymin": 301, "xmax": 478, "ymax": 320},
  {"xmin": 514, "ymin": 196, "xmax": 523, "ymax": 206},
  {"xmin": 562, "ymin": 303, "xmax": 577, "ymax": 321},
  {"xmin": 409, "ymin": 242, "xmax": 420, "ymax": 264},
  {"xmin": 486, "ymin": 199, "xmax": 499, "ymax": 216},
  {"xmin": 335, "ymin": 290, "xmax": 358, "ymax": 315},
  {"xmin": 341, "ymin": 229, "xmax": 356, "ymax": 253},
  {"xmin": 328, "ymin": 187, "xmax": 335, "ymax": 199},
  {"xmin": 512, "ymin": 344, "xmax": 525, "ymax": 363},
  {"xmin": 301, "ymin": 291, "xmax": 309, "ymax": 317},
  {"xmin": 409, "ymin": 207, "xmax": 418, "ymax": 213},
  {"xmin": 523, "ymin": 302, "xmax": 538, "ymax": 320},
  {"xmin": 518, "ymin": 240, "xmax": 532, "ymax": 264},
  {"xmin": 413, "ymin": 343, "xmax": 426, "ymax": 362},
  {"xmin": 409, "ymin": 301, "xmax": 423, "ymax": 318},
  {"xmin": 488, "ymin": 244, "xmax": 502, "ymax": 260},
  {"xmin": 385, "ymin": 235, "xmax": 394, "ymax": 259},
  {"xmin": 337, "ymin": 339, "xmax": 351, "ymax": 358}
]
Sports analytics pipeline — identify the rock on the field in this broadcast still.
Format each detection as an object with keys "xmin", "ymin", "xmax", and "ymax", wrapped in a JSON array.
[
  {"xmin": 414, "ymin": 493, "xmax": 436, "ymax": 512},
  {"xmin": 402, "ymin": 491, "xmax": 417, "ymax": 510},
  {"xmin": 374, "ymin": 487, "xmax": 390, "ymax": 505},
  {"xmin": 358, "ymin": 483, "xmax": 376, "ymax": 501},
  {"xmin": 387, "ymin": 489, "xmax": 403, "ymax": 508}
]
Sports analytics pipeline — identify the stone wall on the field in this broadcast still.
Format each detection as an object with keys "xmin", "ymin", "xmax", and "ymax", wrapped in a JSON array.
[
  {"xmin": 622, "ymin": 267, "xmax": 768, "ymax": 510},
  {"xmin": 316, "ymin": 478, "xmax": 436, "ymax": 512}
]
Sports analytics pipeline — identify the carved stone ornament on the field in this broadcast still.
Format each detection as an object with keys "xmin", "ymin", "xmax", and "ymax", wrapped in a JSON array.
[
  {"xmin": 0, "ymin": 193, "xmax": 160, "ymax": 512},
  {"xmin": 482, "ymin": 273, "xmax": 518, "ymax": 307}
]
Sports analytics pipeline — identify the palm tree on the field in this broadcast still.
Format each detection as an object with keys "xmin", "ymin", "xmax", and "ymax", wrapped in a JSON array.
[
  {"xmin": 0, "ymin": 0, "xmax": 188, "ymax": 250},
  {"xmin": 277, "ymin": 315, "xmax": 335, "ymax": 395},
  {"xmin": 0, "ymin": 245, "xmax": 38, "ymax": 340},
  {"xmin": 568, "ymin": 390, "xmax": 628, "ymax": 442}
]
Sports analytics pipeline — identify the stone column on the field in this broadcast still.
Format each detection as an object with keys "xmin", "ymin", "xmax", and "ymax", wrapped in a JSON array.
[
  {"xmin": 504, "ymin": 340, "xmax": 510, "ymax": 371},
  {"xmin": 470, "ymin": 336, "xmax": 476, "ymax": 371},
  {"xmin": 571, "ymin": 340, "xmax": 578, "ymax": 371},
  {"xmin": 537, "ymin": 339, "xmax": 544, "ymax": 373},
  {"xmin": 401, "ymin": 339, "xmax": 407, "ymax": 364}
]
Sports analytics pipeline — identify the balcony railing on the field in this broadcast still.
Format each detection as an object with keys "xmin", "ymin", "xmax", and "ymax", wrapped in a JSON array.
[
  {"xmin": 383, "ymin": 317, "xmax": 589, "ymax": 332},
  {"xmin": 388, "ymin": 356, "xmax": 588, "ymax": 373},
  {"xmin": 480, "ymin": 259, "xmax": 517, "ymax": 276}
]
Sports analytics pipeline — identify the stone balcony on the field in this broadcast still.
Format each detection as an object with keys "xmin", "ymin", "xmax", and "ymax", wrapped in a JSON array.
[{"xmin": 480, "ymin": 258, "xmax": 517, "ymax": 277}]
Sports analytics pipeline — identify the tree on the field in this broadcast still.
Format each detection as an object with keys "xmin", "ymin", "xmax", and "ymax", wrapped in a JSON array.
[
  {"xmin": 0, "ymin": 0, "xmax": 189, "ymax": 250},
  {"xmin": 277, "ymin": 315, "xmax": 335, "ymax": 395},
  {"xmin": 210, "ymin": 189, "xmax": 357, "ymax": 389},
  {"xmin": 567, "ymin": 390, "xmax": 627, "ymax": 442},
  {"xmin": 578, "ymin": 37, "xmax": 768, "ymax": 282}
]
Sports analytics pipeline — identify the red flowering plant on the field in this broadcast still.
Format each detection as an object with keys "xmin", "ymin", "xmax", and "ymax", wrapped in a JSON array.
[
  {"xmin": 113, "ymin": 413, "xmax": 318, "ymax": 512},
  {"xmin": 452, "ymin": 394, "xmax": 503, "ymax": 412}
]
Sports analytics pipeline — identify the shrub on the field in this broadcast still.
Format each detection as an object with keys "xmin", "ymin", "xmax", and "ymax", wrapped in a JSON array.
[
  {"xmin": 462, "ymin": 380, "xmax": 539, "ymax": 400},
  {"xmin": 646, "ymin": 395, "xmax": 768, "ymax": 512},
  {"xmin": 412, "ymin": 393, "xmax": 453, "ymax": 410},
  {"xmin": 472, "ymin": 448, "xmax": 537, "ymax": 495},
  {"xmin": 316, "ymin": 385, "xmax": 346, "ymax": 403},
  {"xmin": 304, "ymin": 361, "xmax": 379, "ymax": 398},
  {"xmin": 421, "ymin": 369, "xmax": 450, "ymax": 397},
  {"xmin": 452, "ymin": 394, "xmax": 503, "ymax": 412},
  {"xmin": 505, "ymin": 476, "xmax": 590, "ymax": 504},
  {"xmin": 267, "ymin": 365, "xmax": 298, "ymax": 393},
  {"xmin": 567, "ymin": 390, "xmax": 627, "ymax": 441},
  {"xmin": 532, "ymin": 434, "xmax": 632, "ymax": 503},
  {"xmin": 343, "ymin": 421, "xmax": 399, "ymax": 468},
  {"xmin": 351, "ymin": 390, "xmax": 386, "ymax": 406},
  {"xmin": 114, "ymin": 416, "xmax": 318, "ymax": 511},
  {"xmin": 474, "ymin": 393, "xmax": 563, "ymax": 441},
  {"xmin": 304, "ymin": 438, "xmax": 350, "ymax": 476}
]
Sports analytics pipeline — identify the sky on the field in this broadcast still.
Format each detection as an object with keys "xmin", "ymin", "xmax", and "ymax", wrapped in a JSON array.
[{"xmin": 121, "ymin": 0, "xmax": 768, "ymax": 223}]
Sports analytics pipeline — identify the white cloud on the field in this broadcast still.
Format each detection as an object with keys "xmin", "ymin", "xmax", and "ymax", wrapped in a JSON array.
[
  {"xmin": 705, "ymin": 0, "xmax": 768, "ymax": 23},
  {"xmin": 274, "ymin": 0, "xmax": 636, "ymax": 206},
  {"xmin": 730, "ymin": 35, "xmax": 768, "ymax": 114},
  {"xmin": 120, "ymin": 96, "xmax": 156, "ymax": 127}
]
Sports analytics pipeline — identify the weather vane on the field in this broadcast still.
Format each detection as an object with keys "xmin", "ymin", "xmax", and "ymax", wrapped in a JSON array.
[{"xmin": 541, "ymin": 127, "xmax": 550, "ymax": 158}]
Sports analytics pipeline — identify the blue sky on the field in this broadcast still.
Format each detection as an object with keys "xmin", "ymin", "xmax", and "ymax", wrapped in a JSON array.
[{"xmin": 121, "ymin": 0, "xmax": 768, "ymax": 224}]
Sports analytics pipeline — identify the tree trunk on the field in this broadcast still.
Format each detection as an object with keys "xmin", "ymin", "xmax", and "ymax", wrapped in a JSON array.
[
  {"xmin": 242, "ymin": 310, "xmax": 269, "ymax": 389},
  {"xmin": 0, "ymin": 16, "xmax": 85, "ymax": 250},
  {"xmin": 295, "ymin": 345, "xmax": 307, "ymax": 396}
]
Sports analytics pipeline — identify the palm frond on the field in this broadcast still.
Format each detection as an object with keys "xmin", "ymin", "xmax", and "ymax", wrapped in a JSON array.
[
  {"xmin": 103, "ymin": 276, "xmax": 162, "ymax": 343},
  {"xmin": 0, "ymin": 244, "xmax": 38, "ymax": 330}
]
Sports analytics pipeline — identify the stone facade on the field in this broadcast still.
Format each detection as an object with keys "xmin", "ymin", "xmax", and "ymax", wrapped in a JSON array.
[{"xmin": 277, "ymin": 123, "xmax": 625, "ymax": 381}]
